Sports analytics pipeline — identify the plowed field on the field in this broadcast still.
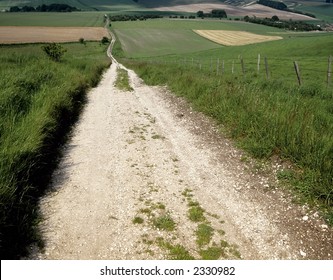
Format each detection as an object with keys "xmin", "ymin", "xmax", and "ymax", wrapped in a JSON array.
[
  {"xmin": 193, "ymin": 30, "xmax": 283, "ymax": 46},
  {"xmin": 0, "ymin": 26, "xmax": 109, "ymax": 44}
]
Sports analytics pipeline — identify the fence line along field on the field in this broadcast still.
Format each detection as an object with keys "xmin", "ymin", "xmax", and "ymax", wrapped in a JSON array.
[
  {"xmin": 0, "ymin": 26, "xmax": 109, "ymax": 44},
  {"xmin": 193, "ymin": 30, "xmax": 283, "ymax": 46}
]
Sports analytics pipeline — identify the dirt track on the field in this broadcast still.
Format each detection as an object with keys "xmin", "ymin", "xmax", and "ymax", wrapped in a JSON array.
[{"xmin": 35, "ymin": 54, "xmax": 333, "ymax": 259}]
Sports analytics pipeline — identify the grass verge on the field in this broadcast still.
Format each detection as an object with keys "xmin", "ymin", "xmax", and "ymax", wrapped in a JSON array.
[{"xmin": 115, "ymin": 67, "xmax": 133, "ymax": 91}]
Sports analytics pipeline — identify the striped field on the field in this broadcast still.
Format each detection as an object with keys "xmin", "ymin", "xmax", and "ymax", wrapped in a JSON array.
[
  {"xmin": 193, "ymin": 30, "xmax": 283, "ymax": 46},
  {"xmin": 0, "ymin": 26, "xmax": 109, "ymax": 44}
]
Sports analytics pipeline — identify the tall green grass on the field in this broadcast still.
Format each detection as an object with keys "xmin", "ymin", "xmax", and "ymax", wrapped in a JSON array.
[
  {"xmin": 124, "ymin": 59, "xmax": 333, "ymax": 222},
  {"xmin": 0, "ymin": 42, "xmax": 110, "ymax": 259}
]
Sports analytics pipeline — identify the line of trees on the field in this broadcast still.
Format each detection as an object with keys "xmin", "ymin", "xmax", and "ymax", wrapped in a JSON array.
[
  {"xmin": 244, "ymin": 15, "xmax": 322, "ymax": 31},
  {"xmin": 9, "ymin": 4, "xmax": 79, "ymax": 13},
  {"xmin": 257, "ymin": 0, "xmax": 287, "ymax": 10},
  {"xmin": 109, "ymin": 14, "xmax": 163, "ymax": 22},
  {"xmin": 197, "ymin": 9, "xmax": 227, "ymax": 19}
]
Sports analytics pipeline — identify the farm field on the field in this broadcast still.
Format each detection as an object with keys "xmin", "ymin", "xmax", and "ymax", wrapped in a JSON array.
[
  {"xmin": 0, "ymin": 26, "xmax": 109, "ymax": 44},
  {"xmin": 114, "ymin": 19, "xmax": 333, "ymax": 85},
  {"xmin": 285, "ymin": 1, "xmax": 333, "ymax": 23},
  {"xmin": 193, "ymin": 30, "xmax": 283, "ymax": 46},
  {"xmin": 112, "ymin": 18, "xmax": 287, "ymax": 58},
  {"xmin": 153, "ymin": 3, "xmax": 317, "ymax": 20},
  {"xmin": 0, "ymin": 12, "xmax": 106, "ymax": 26}
]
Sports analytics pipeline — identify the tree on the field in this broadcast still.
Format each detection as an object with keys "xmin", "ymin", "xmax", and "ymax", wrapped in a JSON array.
[
  {"xmin": 42, "ymin": 43, "xmax": 67, "ymax": 62},
  {"xmin": 197, "ymin": 11, "xmax": 204, "ymax": 18},
  {"xmin": 244, "ymin": 15, "xmax": 250, "ymax": 22},
  {"xmin": 9, "ymin": 6, "xmax": 21, "ymax": 12},
  {"xmin": 101, "ymin": 37, "xmax": 110, "ymax": 44},
  {"xmin": 272, "ymin": 15, "xmax": 279, "ymax": 21},
  {"xmin": 79, "ymin": 38, "xmax": 86, "ymax": 45},
  {"xmin": 21, "ymin": 6, "xmax": 35, "ymax": 12},
  {"xmin": 211, "ymin": 9, "xmax": 227, "ymax": 18}
]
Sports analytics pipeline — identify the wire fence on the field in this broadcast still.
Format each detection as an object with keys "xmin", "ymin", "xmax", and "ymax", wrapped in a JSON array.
[{"xmin": 129, "ymin": 54, "xmax": 333, "ymax": 89}]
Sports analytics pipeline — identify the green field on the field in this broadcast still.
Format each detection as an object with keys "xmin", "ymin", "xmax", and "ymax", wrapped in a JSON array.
[
  {"xmin": 0, "ymin": 42, "xmax": 110, "ymax": 259},
  {"xmin": 113, "ymin": 19, "xmax": 333, "ymax": 85},
  {"xmin": 112, "ymin": 19, "xmax": 286, "ymax": 58}
]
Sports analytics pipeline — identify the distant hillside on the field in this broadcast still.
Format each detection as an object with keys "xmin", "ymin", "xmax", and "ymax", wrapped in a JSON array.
[
  {"xmin": 1, "ymin": 0, "xmax": 331, "ymax": 21},
  {"xmin": 135, "ymin": 0, "xmax": 227, "ymax": 8},
  {"xmin": 0, "ymin": 0, "xmax": 141, "ymax": 11}
]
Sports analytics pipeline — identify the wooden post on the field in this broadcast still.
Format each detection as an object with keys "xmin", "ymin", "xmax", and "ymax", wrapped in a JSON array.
[
  {"xmin": 240, "ymin": 56, "xmax": 245, "ymax": 75},
  {"xmin": 293, "ymin": 61, "xmax": 302, "ymax": 86},
  {"xmin": 216, "ymin": 58, "xmax": 219, "ymax": 75},
  {"xmin": 327, "ymin": 55, "xmax": 332, "ymax": 88},
  {"xmin": 210, "ymin": 58, "xmax": 213, "ymax": 72},
  {"xmin": 257, "ymin": 54, "xmax": 261, "ymax": 74},
  {"xmin": 232, "ymin": 60, "xmax": 234, "ymax": 74},
  {"xmin": 264, "ymin": 57, "xmax": 269, "ymax": 79},
  {"xmin": 222, "ymin": 60, "xmax": 225, "ymax": 75}
]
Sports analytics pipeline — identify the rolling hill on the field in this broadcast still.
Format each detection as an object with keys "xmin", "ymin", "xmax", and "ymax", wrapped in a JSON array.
[{"xmin": 1, "ymin": 0, "xmax": 331, "ymax": 21}]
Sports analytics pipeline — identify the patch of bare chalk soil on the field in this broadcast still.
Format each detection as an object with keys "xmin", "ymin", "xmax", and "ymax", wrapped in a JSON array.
[{"xmin": 37, "ymin": 61, "xmax": 333, "ymax": 260}]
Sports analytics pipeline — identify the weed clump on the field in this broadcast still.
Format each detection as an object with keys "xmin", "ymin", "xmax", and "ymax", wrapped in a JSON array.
[{"xmin": 153, "ymin": 214, "xmax": 176, "ymax": 231}]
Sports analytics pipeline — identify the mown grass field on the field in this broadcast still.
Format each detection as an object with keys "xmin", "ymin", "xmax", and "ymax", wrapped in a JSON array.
[
  {"xmin": 0, "ymin": 42, "xmax": 110, "ymax": 259},
  {"xmin": 113, "ymin": 18, "xmax": 333, "ymax": 223},
  {"xmin": 112, "ymin": 19, "xmax": 286, "ymax": 58}
]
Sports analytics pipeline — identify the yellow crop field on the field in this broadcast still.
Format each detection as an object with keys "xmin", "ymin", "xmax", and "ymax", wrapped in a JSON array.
[
  {"xmin": 0, "ymin": 26, "xmax": 109, "ymax": 44},
  {"xmin": 193, "ymin": 30, "xmax": 283, "ymax": 46}
]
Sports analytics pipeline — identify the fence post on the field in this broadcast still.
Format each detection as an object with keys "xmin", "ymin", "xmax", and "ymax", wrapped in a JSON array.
[
  {"xmin": 217, "ymin": 58, "xmax": 219, "ymax": 75},
  {"xmin": 264, "ymin": 57, "xmax": 269, "ymax": 79},
  {"xmin": 240, "ymin": 56, "xmax": 245, "ymax": 75},
  {"xmin": 293, "ymin": 61, "xmax": 302, "ymax": 86},
  {"xmin": 232, "ymin": 60, "xmax": 234, "ymax": 74},
  {"xmin": 210, "ymin": 58, "xmax": 213, "ymax": 73},
  {"xmin": 327, "ymin": 55, "xmax": 332, "ymax": 88},
  {"xmin": 257, "ymin": 54, "xmax": 261, "ymax": 74},
  {"xmin": 222, "ymin": 60, "xmax": 225, "ymax": 76}
]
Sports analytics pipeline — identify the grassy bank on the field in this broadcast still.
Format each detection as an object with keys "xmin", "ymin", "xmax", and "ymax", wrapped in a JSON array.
[
  {"xmin": 0, "ymin": 42, "xmax": 110, "ymax": 259},
  {"xmin": 123, "ymin": 59, "xmax": 333, "ymax": 223}
]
